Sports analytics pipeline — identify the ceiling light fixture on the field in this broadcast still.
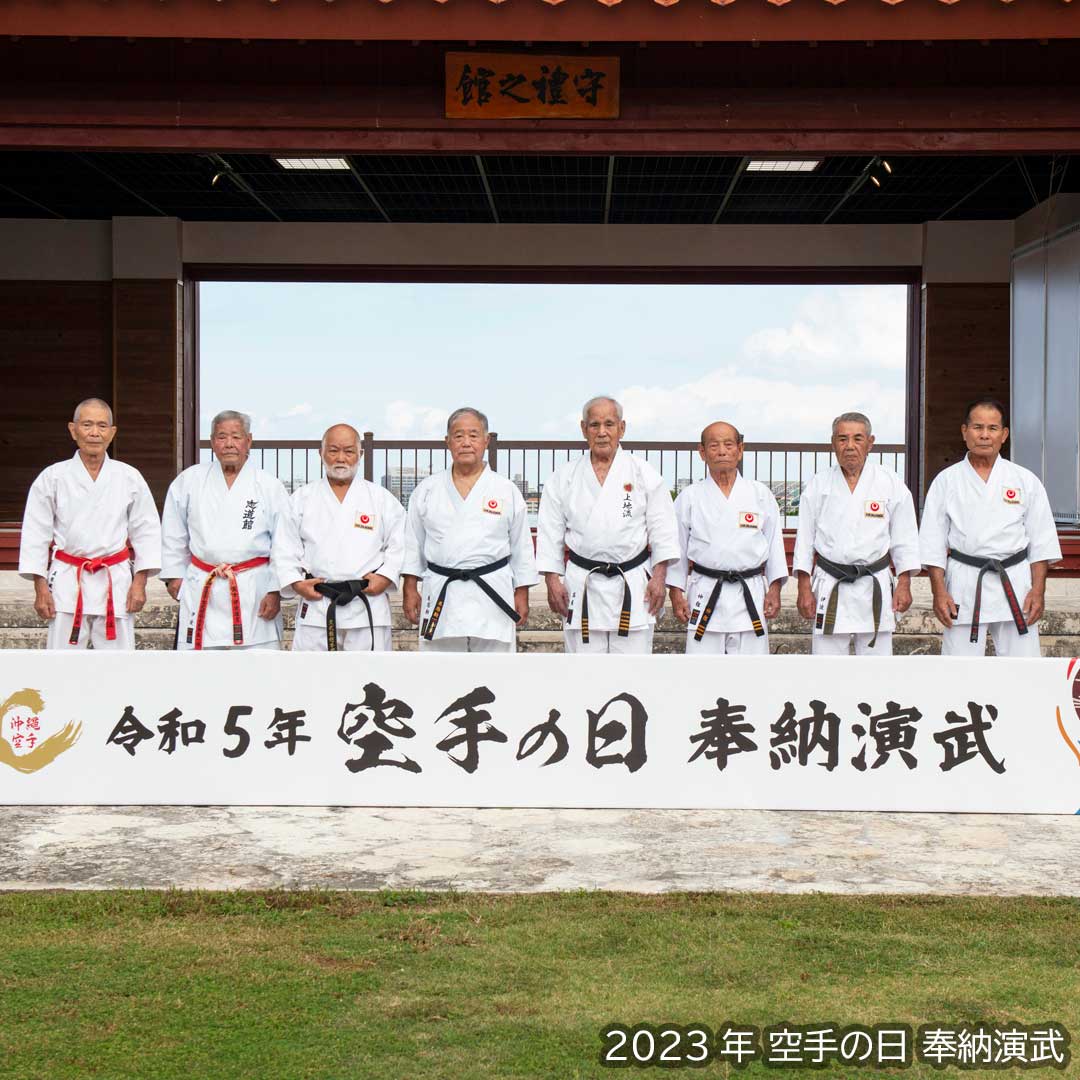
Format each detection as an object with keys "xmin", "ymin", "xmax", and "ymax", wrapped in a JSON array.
[
  {"xmin": 746, "ymin": 159, "xmax": 822, "ymax": 173},
  {"xmin": 274, "ymin": 157, "xmax": 351, "ymax": 171}
]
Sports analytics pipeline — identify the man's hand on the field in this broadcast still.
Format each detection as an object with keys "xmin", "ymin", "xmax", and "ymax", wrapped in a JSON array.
[
  {"xmin": 545, "ymin": 573, "xmax": 570, "ymax": 619},
  {"xmin": 669, "ymin": 588, "xmax": 690, "ymax": 623},
  {"xmin": 362, "ymin": 573, "xmax": 393, "ymax": 597},
  {"xmin": 514, "ymin": 585, "xmax": 530, "ymax": 625},
  {"xmin": 258, "ymin": 591, "xmax": 282, "ymax": 621},
  {"xmin": 931, "ymin": 590, "xmax": 958, "ymax": 629},
  {"xmin": 1022, "ymin": 587, "xmax": 1045, "ymax": 626},
  {"xmin": 402, "ymin": 576, "xmax": 422, "ymax": 625},
  {"xmin": 763, "ymin": 581, "xmax": 782, "ymax": 620},
  {"xmin": 892, "ymin": 573, "xmax": 913, "ymax": 615},
  {"xmin": 644, "ymin": 564, "xmax": 668, "ymax": 618},
  {"xmin": 32, "ymin": 577, "xmax": 55, "ymax": 621},
  {"xmin": 291, "ymin": 577, "xmax": 325, "ymax": 603},
  {"xmin": 125, "ymin": 572, "xmax": 148, "ymax": 614},
  {"xmin": 796, "ymin": 573, "xmax": 817, "ymax": 621},
  {"xmin": 164, "ymin": 578, "xmax": 182, "ymax": 602}
]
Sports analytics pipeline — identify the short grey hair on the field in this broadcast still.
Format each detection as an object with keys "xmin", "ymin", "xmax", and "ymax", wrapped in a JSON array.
[
  {"xmin": 72, "ymin": 398, "xmax": 113, "ymax": 425},
  {"xmin": 582, "ymin": 396, "xmax": 624, "ymax": 423},
  {"xmin": 446, "ymin": 407, "xmax": 488, "ymax": 435},
  {"xmin": 832, "ymin": 411, "xmax": 872, "ymax": 437},
  {"xmin": 211, "ymin": 409, "xmax": 252, "ymax": 436}
]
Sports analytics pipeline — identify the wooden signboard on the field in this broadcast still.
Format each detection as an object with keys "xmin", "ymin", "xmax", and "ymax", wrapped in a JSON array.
[{"xmin": 445, "ymin": 52, "xmax": 620, "ymax": 120}]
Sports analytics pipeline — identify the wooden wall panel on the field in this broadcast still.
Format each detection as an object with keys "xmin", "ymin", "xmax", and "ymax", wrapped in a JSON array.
[
  {"xmin": 112, "ymin": 279, "xmax": 181, "ymax": 509},
  {"xmin": 0, "ymin": 281, "xmax": 113, "ymax": 521},
  {"xmin": 921, "ymin": 283, "xmax": 1011, "ymax": 496}
]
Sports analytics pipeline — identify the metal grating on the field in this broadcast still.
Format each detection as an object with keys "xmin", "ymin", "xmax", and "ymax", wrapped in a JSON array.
[{"xmin": 0, "ymin": 150, "xmax": 1075, "ymax": 226}]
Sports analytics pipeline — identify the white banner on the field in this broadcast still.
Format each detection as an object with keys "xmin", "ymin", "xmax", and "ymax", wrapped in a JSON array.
[{"xmin": 1, "ymin": 652, "xmax": 1079, "ymax": 813}]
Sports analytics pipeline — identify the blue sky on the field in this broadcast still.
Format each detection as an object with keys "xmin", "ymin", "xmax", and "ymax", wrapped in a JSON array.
[{"xmin": 200, "ymin": 281, "xmax": 908, "ymax": 444}]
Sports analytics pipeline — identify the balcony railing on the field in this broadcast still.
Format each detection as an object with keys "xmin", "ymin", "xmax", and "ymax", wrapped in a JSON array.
[{"xmin": 199, "ymin": 435, "xmax": 906, "ymax": 524}]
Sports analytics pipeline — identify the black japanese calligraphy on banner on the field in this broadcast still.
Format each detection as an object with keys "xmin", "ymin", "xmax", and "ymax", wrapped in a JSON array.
[
  {"xmin": 1, "ymin": 653, "xmax": 1079, "ymax": 813},
  {"xmin": 445, "ymin": 52, "xmax": 620, "ymax": 120}
]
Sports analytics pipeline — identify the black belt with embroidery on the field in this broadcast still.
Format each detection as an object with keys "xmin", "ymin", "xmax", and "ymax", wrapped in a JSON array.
[
  {"xmin": 422, "ymin": 556, "xmax": 518, "ymax": 641},
  {"xmin": 814, "ymin": 550, "xmax": 892, "ymax": 648},
  {"xmin": 566, "ymin": 546, "xmax": 650, "ymax": 643},
  {"xmin": 689, "ymin": 561, "xmax": 768, "ymax": 640},
  {"xmin": 313, "ymin": 578, "xmax": 374, "ymax": 652},
  {"xmin": 948, "ymin": 546, "xmax": 1029, "ymax": 642}
]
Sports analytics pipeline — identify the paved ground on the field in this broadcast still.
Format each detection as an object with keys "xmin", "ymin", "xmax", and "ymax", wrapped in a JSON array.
[{"xmin": 1, "ymin": 805, "xmax": 1077, "ymax": 895}]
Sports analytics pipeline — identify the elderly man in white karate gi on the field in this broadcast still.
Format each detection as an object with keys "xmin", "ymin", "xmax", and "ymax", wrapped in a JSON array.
[
  {"xmin": 537, "ymin": 396, "xmax": 680, "ymax": 655},
  {"xmin": 920, "ymin": 398, "xmax": 1061, "ymax": 657},
  {"xmin": 161, "ymin": 409, "xmax": 292, "ymax": 651},
  {"xmin": 793, "ymin": 411, "xmax": 920, "ymax": 655},
  {"xmin": 19, "ymin": 397, "xmax": 161, "ymax": 650},
  {"xmin": 275, "ymin": 423, "xmax": 405, "ymax": 652},
  {"xmin": 402, "ymin": 407, "xmax": 538, "ymax": 653},
  {"xmin": 669, "ymin": 421, "xmax": 787, "ymax": 655}
]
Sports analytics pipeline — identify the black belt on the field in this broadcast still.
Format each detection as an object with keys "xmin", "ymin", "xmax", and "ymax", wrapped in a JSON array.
[
  {"xmin": 814, "ymin": 550, "xmax": 892, "ymax": 648},
  {"xmin": 948, "ymin": 546, "xmax": 1029, "ymax": 643},
  {"xmin": 566, "ymin": 546, "xmax": 650, "ymax": 643},
  {"xmin": 313, "ymin": 577, "xmax": 374, "ymax": 652},
  {"xmin": 689, "ymin": 562, "xmax": 767, "ymax": 641},
  {"xmin": 422, "ymin": 556, "xmax": 518, "ymax": 641}
]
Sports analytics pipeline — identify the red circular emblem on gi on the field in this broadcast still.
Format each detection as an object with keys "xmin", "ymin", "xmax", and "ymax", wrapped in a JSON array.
[
  {"xmin": 360, "ymin": 514, "xmax": 370, "ymax": 524},
  {"xmin": 745, "ymin": 513, "xmax": 754, "ymax": 523},
  {"xmin": 488, "ymin": 500, "xmax": 498, "ymax": 509},
  {"xmin": 1007, "ymin": 489, "xmax": 1016, "ymax": 499},
  {"xmin": 871, "ymin": 502, "xmax": 880, "ymax": 512}
]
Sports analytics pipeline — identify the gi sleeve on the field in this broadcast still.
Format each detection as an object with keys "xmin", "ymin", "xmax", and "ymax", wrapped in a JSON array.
[
  {"xmin": 535, "ymin": 467, "xmax": 568, "ymax": 576},
  {"xmin": 918, "ymin": 474, "xmax": 949, "ymax": 570},
  {"xmin": 1025, "ymin": 476, "xmax": 1063, "ymax": 565},
  {"xmin": 266, "ymin": 478, "xmax": 296, "ymax": 591},
  {"xmin": 272, "ymin": 488, "xmax": 307, "ymax": 599},
  {"xmin": 159, "ymin": 475, "xmax": 192, "ymax": 580},
  {"xmin": 643, "ymin": 465, "xmax": 680, "ymax": 566},
  {"xmin": 508, "ymin": 486, "xmax": 540, "ymax": 589},
  {"xmin": 762, "ymin": 487, "xmax": 790, "ymax": 586},
  {"xmin": 376, "ymin": 490, "xmax": 407, "ymax": 591},
  {"xmin": 127, "ymin": 471, "xmax": 163, "ymax": 576},
  {"xmin": 791, "ymin": 474, "xmax": 819, "ymax": 576},
  {"xmin": 666, "ymin": 489, "xmax": 692, "ymax": 592},
  {"xmin": 887, "ymin": 480, "xmax": 922, "ymax": 576},
  {"xmin": 401, "ymin": 484, "xmax": 428, "ymax": 578},
  {"xmin": 18, "ymin": 470, "xmax": 55, "ymax": 581}
]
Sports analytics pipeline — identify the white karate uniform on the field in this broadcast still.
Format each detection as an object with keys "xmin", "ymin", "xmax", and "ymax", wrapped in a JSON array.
[
  {"xmin": 669, "ymin": 474, "xmax": 789, "ymax": 656},
  {"xmin": 792, "ymin": 462, "xmax": 920, "ymax": 656},
  {"xmin": 274, "ymin": 477, "xmax": 405, "ymax": 653},
  {"xmin": 161, "ymin": 459, "xmax": 292, "ymax": 650},
  {"xmin": 19, "ymin": 452, "xmax": 161, "ymax": 651},
  {"xmin": 536, "ymin": 448, "xmax": 680, "ymax": 655},
  {"xmin": 403, "ymin": 466, "xmax": 538, "ymax": 650},
  {"xmin": 920, "ymin": 454, "xmax": 1061, "ymax": 657}
]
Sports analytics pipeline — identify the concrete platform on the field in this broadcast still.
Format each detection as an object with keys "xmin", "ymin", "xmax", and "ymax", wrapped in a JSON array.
[{"xmin": 1, "ymin": 805, "xmax": 1077, "ymax": 896}]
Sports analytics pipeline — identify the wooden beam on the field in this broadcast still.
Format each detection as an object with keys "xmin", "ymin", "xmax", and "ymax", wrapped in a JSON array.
[{"xmin": 0, "ymin": 0, "xmax": 1076, "ymax": 44}]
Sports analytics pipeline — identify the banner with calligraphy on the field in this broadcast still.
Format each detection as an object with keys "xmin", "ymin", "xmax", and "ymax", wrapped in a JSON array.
[
  {"xmin": 1, "ymin": 653, "xmax": 1079, "ymax": 813},
  {"xmin": 445, "ymin": 52, "xmax": 620, "ymax": 119}
]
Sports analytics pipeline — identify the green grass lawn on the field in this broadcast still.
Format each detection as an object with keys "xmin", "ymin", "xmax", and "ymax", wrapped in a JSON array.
[{"xmin": 1, "ymin": 891, "xmax": 1076, "ymax": 1079}]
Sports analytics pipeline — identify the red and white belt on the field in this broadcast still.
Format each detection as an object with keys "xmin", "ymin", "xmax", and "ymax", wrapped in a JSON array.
[
  {"xmin": 52, "ymin": 547, "xmax": 132, "ymax": 645},
  {"xmin": 189, "ymin": 554, "xmax": 270, "ymax": 650}
]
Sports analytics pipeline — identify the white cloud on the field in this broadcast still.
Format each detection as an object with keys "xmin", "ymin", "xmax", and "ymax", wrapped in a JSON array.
[
  {"xmin": 280, "ymin": 402, "xmax": 313, "ymax": 418},
  {"xmin": 742, "ymin": 286, "xmax": 907, "ymax": 378},
  {"xmin": 383, "ymin": 399, "xmax": 449, "ymax": 438}
]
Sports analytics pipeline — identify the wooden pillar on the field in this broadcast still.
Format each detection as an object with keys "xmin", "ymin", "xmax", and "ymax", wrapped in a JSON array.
[
  {"xmin": 921, "ymin": 283, "xmax": 1010, "ymax": 498},
  {"xmin": 112, "ymin": 279, "xmax": 183, "ymax": 509}
]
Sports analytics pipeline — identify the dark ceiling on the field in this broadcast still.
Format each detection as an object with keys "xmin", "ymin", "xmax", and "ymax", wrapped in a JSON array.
[{"xmin": 0, "ymin": 150, "xmax": 1074, "ymax": 226}]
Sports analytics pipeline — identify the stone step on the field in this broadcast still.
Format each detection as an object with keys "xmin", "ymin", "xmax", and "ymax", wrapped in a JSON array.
[{"xmin": 2, "ymin": 623, "xmax": 1076, "ymax": 656}]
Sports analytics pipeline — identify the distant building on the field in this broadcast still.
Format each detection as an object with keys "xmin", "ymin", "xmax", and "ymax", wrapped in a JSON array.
[{"xmin": 382, "ymin": 465, "xmax": 433, "ymax": 508}]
